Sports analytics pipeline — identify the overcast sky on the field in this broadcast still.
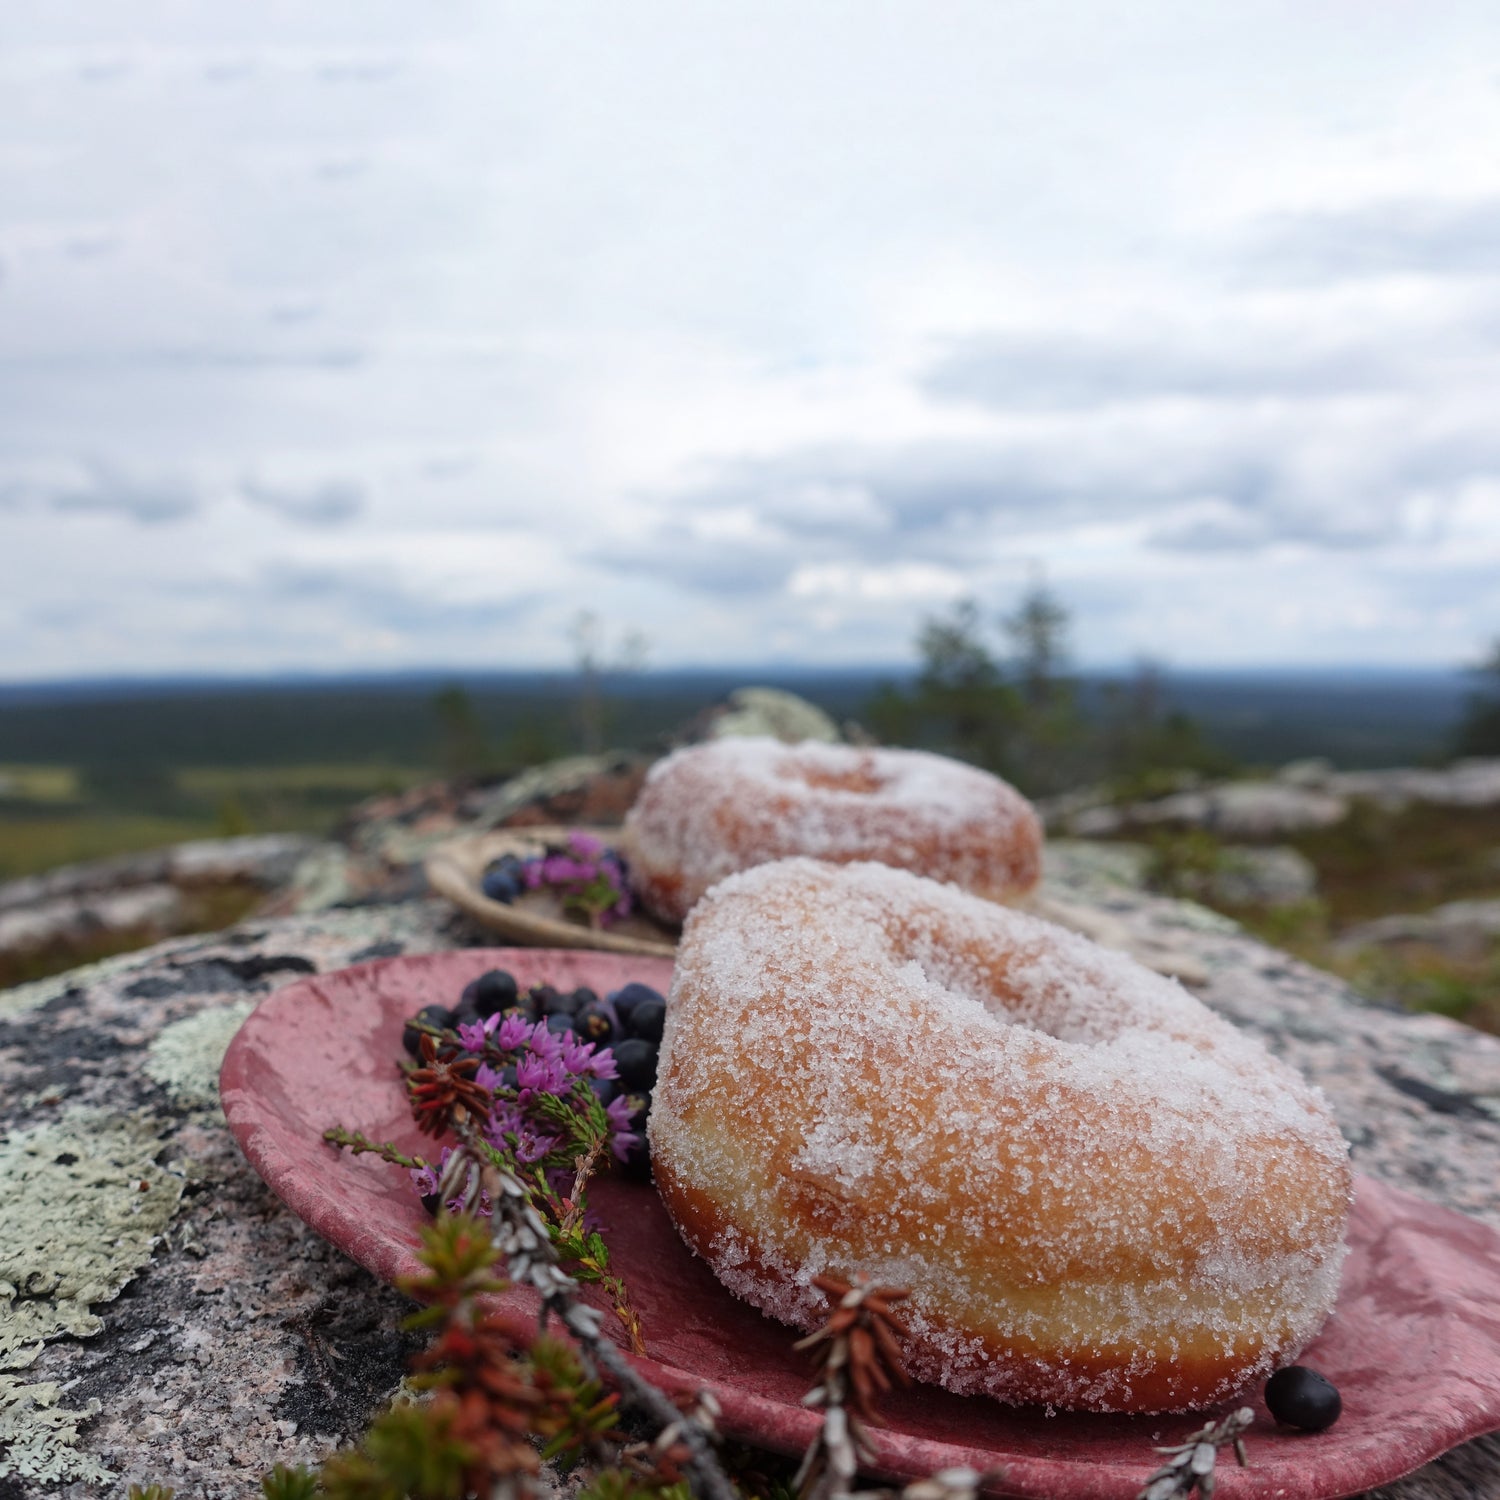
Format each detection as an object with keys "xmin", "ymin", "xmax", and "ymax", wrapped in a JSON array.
[{"xmin": 4, "ymin": 2, "xmax": 1500, "ymax": 679}]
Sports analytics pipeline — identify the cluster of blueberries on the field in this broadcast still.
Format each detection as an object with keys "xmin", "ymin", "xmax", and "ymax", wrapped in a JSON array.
[
  {"xmin": 402, "ymin": 967, "xmax": 667, "ymax": 1176},
  {"xmin": 478, "ymin": 841, "xmax": 632, "ymax": 909}
]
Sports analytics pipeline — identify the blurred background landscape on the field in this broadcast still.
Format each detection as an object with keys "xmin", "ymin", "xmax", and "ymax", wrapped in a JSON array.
[{"xmin": 4, "ymin": 5, "xmax": 1500, "ymax": 1030}]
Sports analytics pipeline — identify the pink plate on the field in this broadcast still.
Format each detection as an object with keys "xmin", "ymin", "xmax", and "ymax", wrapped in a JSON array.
[{"xmin": 221, "ymin": 950, "xmax": 1500, "ymax": 1500}]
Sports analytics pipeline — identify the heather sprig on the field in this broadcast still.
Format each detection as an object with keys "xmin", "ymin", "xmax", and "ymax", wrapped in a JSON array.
[
  {"xmin": 328, "ymin": 999, "xmax": 643, "ymax": 1347},
  {"xmin": 521, "ymin": 831, "xmax": 635, "ymax": 927}
]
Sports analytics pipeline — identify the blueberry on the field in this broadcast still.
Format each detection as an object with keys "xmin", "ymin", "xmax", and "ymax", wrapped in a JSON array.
[
  {"xmin": 609, "ymin": 982, "xmax": 664, "ymax": 1021},
  {"xmin": 571, "ymin": 986, "xmax": 598, "ymax": 1008},
  {"xmin": 1265, "ymin": 1366, "xmax": 1341, "ymax": 1431},
  {"xmin": 587, "ymin": 1076, "xmax": 619, "ymax": 1106},
  {"xmin": 576, "ymin": 1002, "xmax": 616, "ymax": 1046},
  {"xmin": 473, "ymin": 969, "xmax": 519, "ymax": 1017},
  {"xmin": 627, "ymin": 998, "xmax": 666, "ymax": 1045},
  {"xmin": 617, "ymin": 1089, "xmax": 653, "ymax": 1178},
  {"xmin": 612, "ymin": 1038, "xmax": 658, "ymax": 1091},
  {"xmin": 403, "ymin": 1004, "xmax": 454, "ymax": 1058},
  {"xmin": 453, "ymin": 994, "xmax": 482, "ymax": 1031},
  {"xmin": 546, "ymin": 1012, "xmax": 579, "ymax": 1038},
  {"xmin": 529, "ymin": 984, "xmax": 563, "ymax": 1015},
  {"xmin": 542, "ymin": 989, "xmax": 582, "ymax": 1018},
  {"xmin": 621, "ymin": 1134, "xmax": 652, "ymax": 1178},
  {"xmin": 420, "ymin": 1192, "xmax": 442, "ymax": 1217},
  {"xmin": 481, "ymin": 867, "xmax": 523, "ymax": 903}
]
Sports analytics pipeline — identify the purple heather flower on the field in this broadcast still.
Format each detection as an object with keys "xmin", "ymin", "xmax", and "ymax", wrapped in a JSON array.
[
  {"xmin": 495, "ymin": 1012, "xmax": 531, "ymax": 1052},
  {"xmin": 541, "ymin": 855, "xmax": 581, "ymax": 884},
  {"xmin": 446, "ymin": 1188, "xmax": 493, "ymax": 1216},
  {"xmin": 516, "ymin": 1051, "xmax": 568, "ymax": 1095},
  {"xmin": 567, "ymin": 831, "xmax": 605, "ymax": 858},
  {"xmin": 525, "ymin": 1020, "xmax": 564, "ymax": 1063},
  {"xmin": 557, "ymin": 1034, "xmax": 598, "ymax": 1076},
  {"xmin": 483, "ymin": 1099, "xmax": 525, "ymax": 1143},
  {"xmin": 474, "ymin": 1062, "xmax": 504, "ymax": 1093},
  {"xmin": 585, "ymin": 1045, "xmax": 618, "ymax": 1081},
  {"xmin": 604, "ymin": 1093, "xmax": 641, "ymax": 1161},
  {"xmin": 409, "ymin": 1162, "xmax": 440, "ymax": 1197},
  {"xmin": 523, "ymin": 858, "xmax": 544, "ymax": 889},
  {"xmin": 514, "ymin": 1126, "xmax": 560, "ymax": 1165}
]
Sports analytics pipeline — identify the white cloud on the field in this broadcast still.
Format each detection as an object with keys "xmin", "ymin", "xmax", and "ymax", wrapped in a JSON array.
[{"xmin": 5, "ymin": 1, "xmax": 1500, "ymax": 677}]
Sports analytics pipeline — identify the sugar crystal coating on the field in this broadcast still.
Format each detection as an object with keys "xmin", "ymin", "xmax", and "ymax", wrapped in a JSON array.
[
  {"xmin": 649, "ymin": 858, "xmax": 1352, "ymax": 1413},
  {"xmin": 622, "ymin": 738, "xmax": 1041, "ymax": 925}
]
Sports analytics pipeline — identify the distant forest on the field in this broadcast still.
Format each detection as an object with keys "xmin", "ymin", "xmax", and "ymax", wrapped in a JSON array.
[{"xmin": 0, "ymin": 662, "xmax": 1480, "ymax": 775}]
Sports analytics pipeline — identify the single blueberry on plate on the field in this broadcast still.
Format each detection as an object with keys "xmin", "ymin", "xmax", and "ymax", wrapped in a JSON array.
[
  {"xmin": 612, "ymin": 1038, "xmax": 658, "ymax": 1091},
  {"xmin": 473, "ymin": 969, "xmax": 518, "ymax": 1017},
  {"xmin": 1265, "ymin": 1366, "xmax": 1341, "ymax": 1431},
  {"xmin": 576, "ymin": 1002, "xmax": 615, "ymax": 1045},
  {"xmin": 627, "ymin": 998, "xmax": 666, "ymax": 1045},
  {"xmin": 610, "ymin": 982, "xmax": 664, "ymax": 1020},
  {"xmin": 529, "ymin": 984, "xmax": 562, "ymax": 1015}
]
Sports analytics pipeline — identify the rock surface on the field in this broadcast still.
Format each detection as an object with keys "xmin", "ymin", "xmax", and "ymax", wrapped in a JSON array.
[
  {"xmin": 0, "ymin": 835, "xmax": 334, "ymax": 975},
  {"xmin": 1, "ymin": 855, "xmax": 1499, "ymax": 1496},
  {"xmin": 1338, "ymin": 898, "xmax": 1500, "ymax": 959},
  {"xmin": 1051, "ymin": 757, "xmax": 1500, "ymax": 837}
]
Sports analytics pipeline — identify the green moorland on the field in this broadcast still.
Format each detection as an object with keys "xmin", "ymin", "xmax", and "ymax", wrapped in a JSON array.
[
  {"xmin": 1140, "ymin": 806, "xmax": 1500, "ymax": 1037},
  {"xmin": 0, "ymin": 761, "xmax": 426, "ymax": 881}
]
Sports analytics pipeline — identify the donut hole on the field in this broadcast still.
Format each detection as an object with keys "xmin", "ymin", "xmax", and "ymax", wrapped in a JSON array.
[
  {"xmin": 886, "ymin": 915, "xmax": 1141, "ymax": 1050},
  {"xmin": 780, "ymin": 756, "xmax": 888, "ymax": 796}
]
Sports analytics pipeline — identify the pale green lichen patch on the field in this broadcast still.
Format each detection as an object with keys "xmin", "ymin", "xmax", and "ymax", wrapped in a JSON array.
[
  {"xmin": 0, "ymin": 1374, "xmax": 110, "ymax": 1486},
  {"xmin": 0, "ymin": 1111, "xmax": 182, "ymax": 1486},
  {"xmin": 0, "ymin": 1110, "xmax": 182, "ymax": 1370},
  {"xmin": 144, "ymin": 998, "xmax": 257, "ymax": 1111}
]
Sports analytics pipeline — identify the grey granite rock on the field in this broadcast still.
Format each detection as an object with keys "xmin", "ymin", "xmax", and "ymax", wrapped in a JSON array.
[
  {"xmin": 0, "ymin": 836, "xmax": 339, "ymax": 974},
  {"xmin": 1076, "ymin": 782, "xmax": 1350, "ymax": 839},
  {"xmin": 1054, "ymin": 757, "xmax": 1500, "ymax": 844},
  {"xmin": 0, "ymin": 880, "xmax": 1497, "ymax": 1497},
  {"xmin": 0, "ymin": 885, "xmax": 185, "ymax": 956},
  {"xmin": 1287, "ymin": 758, "xmax": 1500, "ymax": 811},
  {"xmin": 1338, "ymin": 899, "xmax": 1500, "ymax": 960}
]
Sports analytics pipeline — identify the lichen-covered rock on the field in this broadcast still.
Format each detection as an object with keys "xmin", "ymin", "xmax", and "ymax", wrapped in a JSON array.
[
  {"xmin": 705, "ymin": 687, "xmax": 841, "ymax": 744},
  {"xmin": 0, "ymin": 903, "xmax": 455, "ymax": 1497}
]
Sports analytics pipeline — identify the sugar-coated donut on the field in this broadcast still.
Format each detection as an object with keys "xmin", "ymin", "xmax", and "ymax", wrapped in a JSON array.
[
  {"xmin": 622, "ymin": 738, "xmax": 1041, "ymax": 926},
  {"xmin": 649, "ymin": 859, "xmax": 1352, "ymax": 1414}
]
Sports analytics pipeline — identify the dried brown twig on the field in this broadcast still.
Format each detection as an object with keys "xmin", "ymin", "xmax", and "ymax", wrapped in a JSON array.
[
  {"xmin": 1136, "ymin": 1407, "xmax": 1253, "ymax": 1500},
  {"xmin": 793, "ymin": 1274, "xmax": 911, "ymax": 1500},
  {"xmin": 441, "ymin": 1114, "xmax": 739, "ymax": 1500},
  {"xmin": 794, "ymin": 1276, "xmax": 1005, "ymax": 1500}
]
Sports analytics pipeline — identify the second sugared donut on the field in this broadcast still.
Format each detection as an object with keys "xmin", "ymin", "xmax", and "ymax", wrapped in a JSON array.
[
  {"xmin": 621, "ymin": 737, "xmax": 1041, "ymax": 925},
  {"xmin": 649, "ymin": 858, "xmax": 1352, "ymax": 1413}
]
